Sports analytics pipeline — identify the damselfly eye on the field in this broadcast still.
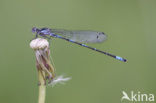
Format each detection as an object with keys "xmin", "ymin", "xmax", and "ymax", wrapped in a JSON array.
[{"xmin": 32, "ymin": 27, "xmax": 37, "ymax": 33}]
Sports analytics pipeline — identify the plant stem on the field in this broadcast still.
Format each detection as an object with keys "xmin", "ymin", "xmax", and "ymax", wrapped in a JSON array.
[{"xmin": 38, "ymin": 70, "xmax": 46, "ymax": 103}]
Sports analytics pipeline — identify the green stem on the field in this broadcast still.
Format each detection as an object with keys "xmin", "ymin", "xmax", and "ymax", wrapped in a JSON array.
[{"xmin": 38, "ymin": 70, "xmax": 46, "ymax": 103}]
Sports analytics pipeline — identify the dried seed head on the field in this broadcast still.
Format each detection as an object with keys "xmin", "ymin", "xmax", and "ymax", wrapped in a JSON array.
[
  {"xmin": 30, "ymin": 38, "xmax": 49, "ymax": 50},
  {"xmin": 30, "ymin": 38, "xmax": 55, "ymax": 85},
  {"xmin": 30, "ymin": 38, "xmax": 71, "ymax": 86}
]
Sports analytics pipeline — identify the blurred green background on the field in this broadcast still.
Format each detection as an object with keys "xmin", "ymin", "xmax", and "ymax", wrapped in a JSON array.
[{"xmin": 0, "ymin": 0, "xmax": 156, "ymax": 103}]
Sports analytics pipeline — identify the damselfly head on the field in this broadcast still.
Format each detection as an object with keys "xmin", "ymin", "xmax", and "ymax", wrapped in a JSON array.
[{"xmin": 32, "ymin": 27, "xmax": 38, "ymax": 33}]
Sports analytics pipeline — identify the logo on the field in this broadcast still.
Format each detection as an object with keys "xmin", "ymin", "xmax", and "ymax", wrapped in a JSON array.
[{"xmin": 121, "ymin": 91, "xmax": 154, "ymax": 102}]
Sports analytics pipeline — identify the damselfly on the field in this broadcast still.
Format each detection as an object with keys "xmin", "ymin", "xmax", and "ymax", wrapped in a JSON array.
[{"xmin": 32, "ymin": 27, "xmax": 127, "ymax": 62}]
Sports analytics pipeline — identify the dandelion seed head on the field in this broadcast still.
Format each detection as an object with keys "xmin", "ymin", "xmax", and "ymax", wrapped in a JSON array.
[
  {"xmin": 30, "ymin": 38, "xmax": 49, "ymax": 50},
  {"xmin": 30, "ymin": 38, "xmax": 70, "ymax": 86}
]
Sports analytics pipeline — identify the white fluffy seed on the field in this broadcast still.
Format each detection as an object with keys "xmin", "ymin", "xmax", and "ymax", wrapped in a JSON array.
[{"xmin": 30, "ymin": 38, "xmax": 49, "ymax": 50}]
